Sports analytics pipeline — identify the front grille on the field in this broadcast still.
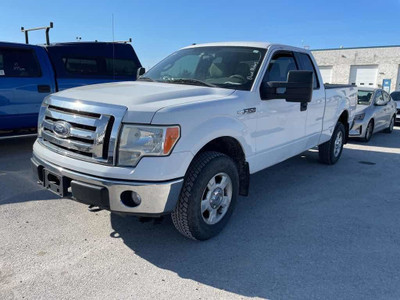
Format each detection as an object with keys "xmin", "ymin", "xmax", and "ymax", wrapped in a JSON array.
[{"xmin": 38, "ymin": 97, "xmax": 126, "ymax": 165}]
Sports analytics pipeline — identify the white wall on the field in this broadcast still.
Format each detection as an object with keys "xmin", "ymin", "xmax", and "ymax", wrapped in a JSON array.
[{"xmin": 312, "ymin": 46, "xmax": 400, "ymax": 92}]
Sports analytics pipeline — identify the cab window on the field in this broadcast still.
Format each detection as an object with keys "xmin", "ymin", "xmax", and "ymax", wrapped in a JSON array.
[
  {"xmin": 0, "ymin": 48, "xmax": 41, "ymax": 77},
  {"xmin": 262, "ymin": 52, "xmax": 298, "ymax": 82},
  {"xmin": 295, "ymin": 52, "xmax": 319, "ymax": 89},
  {"xmin": 63, "ymin": 57, "xmax": 99, "ymax": 75},
  {"xmin": 357, "ymin": 90, "xmax": 373, "ymax": 105}
]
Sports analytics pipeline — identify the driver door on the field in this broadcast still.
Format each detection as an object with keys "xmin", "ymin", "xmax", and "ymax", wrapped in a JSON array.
[
  {"xmin": 255, "ymin": 50, "xmax": 308, "ymax": 169},
  {"xmin": 373, "ymin": 90, "xmax": 387, "ymax": 130}
]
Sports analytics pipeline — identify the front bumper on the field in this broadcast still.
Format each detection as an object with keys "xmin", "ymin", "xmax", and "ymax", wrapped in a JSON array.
[
  {"xmin": 31, "ymin": 154, "xmax": 183, "ymax": 216},
  {"xmin": 349, "ymin": 119, "xmax": 366, "ymax": 137}
]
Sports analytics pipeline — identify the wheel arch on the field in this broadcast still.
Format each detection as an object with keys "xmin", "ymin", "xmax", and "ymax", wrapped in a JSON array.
[
  {"xmin": 369, "ymin": 117, "xmax": 375, "ymax": 131},
  {"xmin": 338, "ymin": 110, "xmax": 350, "ymax": 143},
  {"xmin": 190, "ymin": 136, "xmax": 250, "ymax": 196}
]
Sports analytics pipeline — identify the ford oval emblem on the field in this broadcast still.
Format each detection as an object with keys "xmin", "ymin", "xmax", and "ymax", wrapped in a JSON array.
[{"xmin": 53, "ymin": 121, "xmax": 71, "ymax": 138}]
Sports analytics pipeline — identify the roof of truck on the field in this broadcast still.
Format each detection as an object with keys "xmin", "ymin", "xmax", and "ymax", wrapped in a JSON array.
[
  {"xmin": 45, "ymin": 41, "xmax": 132, "ymax": 47},
  {"xmin": 182, "ymin": 42, "xmax": 310, "ymax": 53},
  {"xmin": 183, "ymin": 41, "xmax": 272, "ymax": 49}
]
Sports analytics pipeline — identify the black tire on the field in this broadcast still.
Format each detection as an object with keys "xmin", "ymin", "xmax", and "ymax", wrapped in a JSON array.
[
  {"xmin": 384, "ymin": 116, "xmax": 395, "ymax": 133},
  {"xmin": 363, "ymin": 120, "xmax": 374, "ymax": 142},
  {"xmin": 318, "ymin": 122, "xmax": 346, "ymax": 165},
  {"xmin": 171, "ymin": 151, "xmax": 239, "ymax": 240}
]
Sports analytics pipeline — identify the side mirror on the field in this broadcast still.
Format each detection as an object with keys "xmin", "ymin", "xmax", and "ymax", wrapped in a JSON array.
[
  {"xmin": 260, "ymin": 70, "xmax": 313, "ymax": 102},
  {"xmin": 136, "ymin": 67, "xmax": 146, "ymax": 78},
  {"xmin": 374, "ymin": 98, "xmax": 387, "ymax": 106}
]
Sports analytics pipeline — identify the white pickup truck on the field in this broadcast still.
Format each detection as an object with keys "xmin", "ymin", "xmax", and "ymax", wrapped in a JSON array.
[{"xmin": 32, "ymin": 42, "xmax": 357, "ymax": 240}]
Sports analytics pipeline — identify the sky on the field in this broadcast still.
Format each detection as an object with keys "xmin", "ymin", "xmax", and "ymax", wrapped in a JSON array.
[{"xmin": 1, "ymin": 0, "xmax": 400, "ymax": 68}]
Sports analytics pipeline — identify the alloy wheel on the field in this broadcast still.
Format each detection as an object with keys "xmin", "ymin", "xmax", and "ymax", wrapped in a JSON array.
[
  {"xmin": 201, "ymin": 172, "xmax": 233, "ymax": 225},
  {"xmin": 334, "ymin": 131, "xmax": 343, "ymax": 157}
]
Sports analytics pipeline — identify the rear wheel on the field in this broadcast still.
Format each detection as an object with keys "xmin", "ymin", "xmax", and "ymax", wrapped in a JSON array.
[
  {"xmin": 319, "ymin": 122, "xmax": 345, "ymax": 165},
  {"xmin": 363, "ymin": 120, "xmax": 374, "ymax": 142},
  {"xmin": 384, "ymin": 116, "xmax": 395, "ymax": 133},
  {"xmin": 171, "ymin": 151, "xmax": 239, "ymax": 240}
]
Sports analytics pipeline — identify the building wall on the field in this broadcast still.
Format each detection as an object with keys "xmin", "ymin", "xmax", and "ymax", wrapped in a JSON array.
[{"xmin": 312, "ymin": 46, "xmax": 400, "ymax": 92}]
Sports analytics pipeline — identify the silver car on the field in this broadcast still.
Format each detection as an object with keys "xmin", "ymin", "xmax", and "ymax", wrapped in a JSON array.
[
  {"xmin": 390, "ymin": 91, "xmax": 400, "ymax": 122},
  {"xmin": 349, "ymin": 88, "xmax": 397, "ymax": 142}
]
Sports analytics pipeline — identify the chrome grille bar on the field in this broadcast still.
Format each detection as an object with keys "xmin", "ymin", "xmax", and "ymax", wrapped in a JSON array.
[
  {"xmin": 42, "ymin": 119, "xmax": 96, "ymax": 140},
  {"xmin": 45, "ymin": 108, "xmax": 103, "ymax": 128},
  {"xmin": 42, "ymin": 130, "xmax": 94, "ymax": 153},
  {"xmin": 38, "ymin": 96, "xmax": 127, "ymax": 165}
]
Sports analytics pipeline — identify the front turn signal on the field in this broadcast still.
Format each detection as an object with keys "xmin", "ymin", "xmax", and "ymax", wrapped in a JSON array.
[{"xmin": 164, "ymin": 127, "xmax": 180, "ymax": 154}]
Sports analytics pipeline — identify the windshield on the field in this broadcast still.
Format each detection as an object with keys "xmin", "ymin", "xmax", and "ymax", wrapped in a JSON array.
[
  {"xmin": 357, "ymin": 90, "xmax": 374, "ymax": 105},
  {"xmin": 141, "ymin": 46, "xmax": 266, "ymax": 91},
  {"xmin": 391, "ymin": 91, "xmax": 400, "ymax": 101}
]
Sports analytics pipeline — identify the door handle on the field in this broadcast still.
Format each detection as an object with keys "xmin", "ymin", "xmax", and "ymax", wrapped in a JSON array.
[
  {"xmin": 300, "ymin": 102, "xmax": 308, "ymax": 111},
  {"xmin": 37, "ymin": 85, "xmax": 51, "ymax": 93}
]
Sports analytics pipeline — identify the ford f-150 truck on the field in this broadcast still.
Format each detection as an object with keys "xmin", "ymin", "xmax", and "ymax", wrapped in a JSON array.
[
  {"xmin": 0, "ymin": 41, "xmax": 141, "ymax": 133},
  {"xmin": 32, "ymin": 42, "xmax": 357, "ymax": 240}
]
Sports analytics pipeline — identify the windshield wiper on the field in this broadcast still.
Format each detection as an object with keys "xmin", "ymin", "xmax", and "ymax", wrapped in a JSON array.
[
  {"xmin": 165, "ymin": 78, "xmax": 217, "ymax": 88},
  {"xmin": 137, "ymin": 76, "xmax": 155, "ymax": 82}
]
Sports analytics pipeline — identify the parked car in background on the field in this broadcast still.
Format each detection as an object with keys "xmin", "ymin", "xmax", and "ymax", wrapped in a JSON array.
[
  {"xmin": 390, "ymin": 91, "xmax": 400, "ymax": 122},
  {"xmin": 32, "ymin": 42, "xmax": 357, "ymax": 240},
  {"xmin": 0, "ymin": 41, "xmax": 142, "ymax": 134},
  {"xmin": 350, "ymin": 88, "xmax": 396, "ymax": 142}
]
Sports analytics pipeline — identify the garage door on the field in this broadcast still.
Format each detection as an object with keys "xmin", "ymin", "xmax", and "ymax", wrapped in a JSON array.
[
  {"xmin": 319, "ymin": 66, "xmax": 333, "ymax": 84},
  {"xmin": 349, "ymin": 65, "xmax": 378, "ymax": 87}
]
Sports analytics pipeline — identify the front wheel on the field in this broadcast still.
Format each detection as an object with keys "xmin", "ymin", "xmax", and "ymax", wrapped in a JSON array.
[
  {"xmin": 318, "ymin": 122, "xmax": 346, "ymax": 165},
  {"xmin": 363, "ymin": 120, "xmax": 374, "ymax": 142},
  {"xmin": 384, "ymin": 116, "xmax": 395, "ymax": 133},
  {"xmin": 171, "ymin": 151, "xmax": 239, "ymax": 240}
]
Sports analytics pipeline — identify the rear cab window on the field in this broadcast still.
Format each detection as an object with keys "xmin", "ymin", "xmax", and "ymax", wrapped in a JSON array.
[
  {"xmin": 46, "ymin": 43, "xmax": 141, "ymax": 79},
  {"xmin": 62, "ymin": 57, "xmax": 138, "ymax": 77},
  {"xmin": 0, "ymin": 47, "xmax": 41, "ymax": 77},
  {"xmin": 63, "ymin": 57, "xmax": 98, "ymax": 75},
  {"xmin": 294, "ymin": 52, "xmax": 320, "ymax": 89}
]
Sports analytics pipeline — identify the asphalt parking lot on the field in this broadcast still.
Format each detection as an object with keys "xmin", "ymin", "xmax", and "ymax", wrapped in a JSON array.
[{"xmin": 1, "ymin": 128, "xmax": 400, "ymax": 300}]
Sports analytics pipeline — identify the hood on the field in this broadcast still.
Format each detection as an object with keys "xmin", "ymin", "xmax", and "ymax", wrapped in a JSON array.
[{"xmin": 54, "ymin": 81, "xmax": 234, "ymax": 123}]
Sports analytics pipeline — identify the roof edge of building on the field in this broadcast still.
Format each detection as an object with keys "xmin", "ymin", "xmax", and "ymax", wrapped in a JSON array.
[{"xmin": 312, "ymin": 45, "xmax": 400, "ymax": 51}]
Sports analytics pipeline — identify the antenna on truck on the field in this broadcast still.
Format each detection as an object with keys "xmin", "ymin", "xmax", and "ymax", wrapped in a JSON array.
[{"xmin": 21, "ymin": 22, "xmax": 53, "ymax": 45}]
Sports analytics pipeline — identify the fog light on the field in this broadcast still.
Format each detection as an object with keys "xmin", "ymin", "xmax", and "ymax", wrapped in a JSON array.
[{"xmin": 120, "ymin": 191, "xmax": 142, "ymax": 207}]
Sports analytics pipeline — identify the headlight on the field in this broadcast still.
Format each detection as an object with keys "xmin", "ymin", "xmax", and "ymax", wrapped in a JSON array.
[
  {"xmin": 354, "ymin": 113, "xmax": 365, "ymax": 121},
  {"xmin": 117, "ymin": 125, "xmax": 180, "ymax": 166},
  {"xmin": 37, "ymin": 97, "xmax": 50, "ymax": 138}
]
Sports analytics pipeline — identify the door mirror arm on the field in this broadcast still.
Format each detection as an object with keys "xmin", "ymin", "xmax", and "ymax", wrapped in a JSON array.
[{"xmin": 136, "ymin": 67, "xmax": 146, "ymax": 79}]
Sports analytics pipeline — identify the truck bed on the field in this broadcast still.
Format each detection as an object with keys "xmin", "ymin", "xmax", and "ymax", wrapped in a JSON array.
[{"xmin": 324, "ymin": 84, "xmax": 355, "ymax": 89}]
